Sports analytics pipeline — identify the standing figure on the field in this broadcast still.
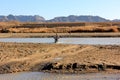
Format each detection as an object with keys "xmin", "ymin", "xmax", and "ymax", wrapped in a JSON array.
[{"xmin": 54, "ymin": 33, "xmax": 59, "ymax": 43}]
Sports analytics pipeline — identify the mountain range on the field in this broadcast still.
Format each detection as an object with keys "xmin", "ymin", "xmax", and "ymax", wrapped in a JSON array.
[
  {"xmin": 0, "ymin": 14, "xmax": 119, "ymax": 22},
  {"xmin": 0, "ymin": 15, "xmax": 45, "ymax": 22}
]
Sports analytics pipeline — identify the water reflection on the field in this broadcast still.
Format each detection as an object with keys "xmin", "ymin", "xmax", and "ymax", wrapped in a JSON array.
[
  {"xmin": 0, "ymin": 37, "xmax": 120, "ymax": 45},
  {"xmin": 0, "ymin": 72, "xmax": 119, "ymax": 80},
  {"xmin": 59, "ymin": 37, "xmax": 120, "ymax": 45},
  {"xmin": 0, "ymin": 38, "xmax": 54, "ymax": 43}
]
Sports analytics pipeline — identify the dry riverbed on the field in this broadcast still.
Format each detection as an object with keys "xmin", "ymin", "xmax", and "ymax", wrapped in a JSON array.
[{"xmin": 0, "ymin": 42, "xmax": 120, "ymax": 74}]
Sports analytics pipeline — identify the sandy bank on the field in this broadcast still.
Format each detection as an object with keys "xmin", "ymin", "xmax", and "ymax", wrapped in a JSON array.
[
  {"xmin": 1, "ymin": 33, "xmax": 120, "ymax": 38},
  {"xmin": 0, "ymin": 42, "xmax": 120, "ymax": 74}
]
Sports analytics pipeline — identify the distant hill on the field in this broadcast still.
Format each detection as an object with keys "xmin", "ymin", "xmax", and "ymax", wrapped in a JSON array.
[
  {"xmin": 0, "ymin": 15, "xmax": 119, "ymax": 22},
  {"xmin": 47, "ymin": 15, "xmax": 110, "ymax": 22},
  {"xmin": 112, "ymin": 19, "xmax": 120, "ymax": 22},
  {"xmin": 0, "ymin": 15, "xmax": 45, "ymax": 22}
]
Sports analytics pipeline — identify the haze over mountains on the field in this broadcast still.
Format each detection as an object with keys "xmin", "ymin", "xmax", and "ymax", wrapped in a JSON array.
[
  {"xmin": 0, "ymin": 15, "xmax": 45, "ymax": 22},
  {"xmin": 48, "ymin": 15, "xmax": 110, "ymax": 22},
  {"xmin": 0, "ymin": 14, "xmax": 119, "ymax": 22}
]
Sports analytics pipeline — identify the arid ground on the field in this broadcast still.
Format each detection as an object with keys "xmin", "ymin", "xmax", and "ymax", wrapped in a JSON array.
[
  {"xmin": 1, "ymin": 33, "xmax": 120, "ymax": 38},
  {"xmin": 0, "ymin": 42, "xmax": 120, "ymax": 74},
  {"xmin": 0, "ymin": 22, "xmax": 120, "ymax": 74},
  {"xmin": 0, "ymin": 22, "xmax": 120, "ymax": 33}
]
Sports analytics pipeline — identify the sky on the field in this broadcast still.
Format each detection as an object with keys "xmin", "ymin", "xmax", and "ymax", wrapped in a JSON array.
[{"xmin": 0, "ymin": 0, "xmax": 120, "ymax": 20}]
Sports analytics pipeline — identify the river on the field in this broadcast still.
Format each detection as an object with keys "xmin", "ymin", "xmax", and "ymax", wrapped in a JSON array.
[
  {"xmin": 0, "ymin": 37, "xmax": 120, "ymax": 45},
  {"xmin": 0, "ymin": 72, "xmax": 120, "ymax": 80}
]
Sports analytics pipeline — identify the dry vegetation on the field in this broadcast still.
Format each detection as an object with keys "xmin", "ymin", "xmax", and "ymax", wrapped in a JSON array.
[
  {"xmin": 0, "ymin": 21, "xmax": 21, "ymax": 29},
  {"xmin": 0, "ymin": 22, "xmax": 120, "ymax": 33},
  {"xmin": 0, "ymin": 43, "xmax": 120, "ymax": 74}
]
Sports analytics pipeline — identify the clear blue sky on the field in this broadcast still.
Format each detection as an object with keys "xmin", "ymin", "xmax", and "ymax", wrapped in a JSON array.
[{"xmin": 0, "ymin": 0, "xmax": 119, "ymax": 20}]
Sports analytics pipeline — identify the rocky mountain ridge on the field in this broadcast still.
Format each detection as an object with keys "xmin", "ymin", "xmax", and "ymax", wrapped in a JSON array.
[{"xmin": 0, "ymin": 15, "xmax": 119, "ymax": 22}]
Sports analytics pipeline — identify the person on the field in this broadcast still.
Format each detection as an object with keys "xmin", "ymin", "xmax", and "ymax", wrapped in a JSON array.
[{"xmin": 54, "ymin": 33, "xmax": 59, "ymax": 43}]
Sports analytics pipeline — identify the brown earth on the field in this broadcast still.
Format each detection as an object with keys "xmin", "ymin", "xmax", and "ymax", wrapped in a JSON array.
[
  {"xmin": 0, "ymin": 21, "xmax": 21, "ymax": 29},
  {"xmin": 5, "ymin": 26, "xmax": 119, "ymax": 33},
  {"xmin": 0, "ymin": 42, "xmax": 120, "ymax": 74},
  {"xmin": 0, "ymin": 22, "xmax": 120, "ymax": 33},
  {"xmin": 1, "ymin": 33, "xmax": 120, "ymax": 38}
]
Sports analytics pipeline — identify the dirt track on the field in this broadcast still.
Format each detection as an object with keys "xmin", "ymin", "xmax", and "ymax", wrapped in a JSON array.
[{"xmin": 0, "ymin": 42, "xmax": 120, "ymax": 74}]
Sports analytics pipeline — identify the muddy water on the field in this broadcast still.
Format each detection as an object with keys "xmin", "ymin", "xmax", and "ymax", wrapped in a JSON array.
[
  {"xmin": 0, "ymin": 37, "xmax": 120, "ymax": 45},
  {"xmin": 0, "ymin": 72, "xmax": 120, "ymax": 80}
]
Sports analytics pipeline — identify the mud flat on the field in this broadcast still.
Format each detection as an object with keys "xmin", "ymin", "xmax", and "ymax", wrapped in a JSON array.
[
  {"xmin": 1, "ymin": 33, "xmax": 120, "ymax": 38},
  {"xmin": 0, "ymin": 42, "xmax": 120, "ymax": 74}
]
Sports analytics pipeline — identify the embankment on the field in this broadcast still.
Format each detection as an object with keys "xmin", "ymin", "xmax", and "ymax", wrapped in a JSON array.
[
  {"xmin": 0, "ymin": 43, "xmax": 120, "ymax": 74},
  {"xmin": 1, "ymin": 33, "xmax": 120, "ymax": 38}
]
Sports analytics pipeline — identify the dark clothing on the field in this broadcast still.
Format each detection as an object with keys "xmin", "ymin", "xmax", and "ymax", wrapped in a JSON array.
[{"xmin": 54, "ymin": 34, "xmax": 59, "ymax": 43}]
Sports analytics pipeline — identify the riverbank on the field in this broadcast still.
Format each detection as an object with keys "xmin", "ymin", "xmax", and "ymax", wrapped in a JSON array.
[
  {"xmin": 0, "ymin": 42, "xmax": 120, "ymax": 74},
  {"xmin": 1, "ymin": 33, "xmax": 120, "ymax": 38}
]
